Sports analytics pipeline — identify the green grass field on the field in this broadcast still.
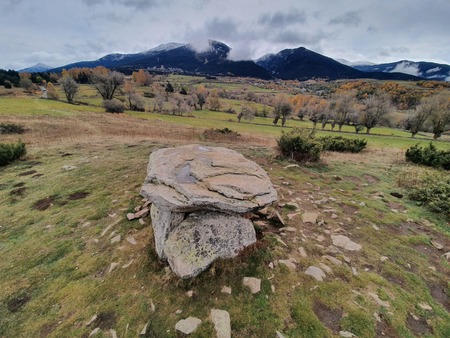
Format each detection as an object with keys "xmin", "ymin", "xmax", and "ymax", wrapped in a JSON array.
[{"xmin": 0, "ymin": 80, "xmax": 449, "ymax": 337}]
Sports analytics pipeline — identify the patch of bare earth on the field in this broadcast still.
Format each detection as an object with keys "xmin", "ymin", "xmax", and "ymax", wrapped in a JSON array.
[
  {"xmin": 312, "ymin": 302, "xmax": 342, "ymax": 333},
  {"xmin": 6, "ymin": 294, "xmax": 31, "ymax": 312},
  {"xmin": 406, "ymin": 314, "xmax": 430, "ymax": 336},
  {"xmin": 32, "ymin": 196, "xmax": 57, "ymax": 211},
  {"xmin": 67, "ymin": 191, "xmax": 90, "ymax": 200}
]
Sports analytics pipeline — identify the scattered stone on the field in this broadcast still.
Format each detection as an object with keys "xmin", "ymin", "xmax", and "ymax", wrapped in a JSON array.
[
  {"xmin": 443, "ymin": 252, "xmax": 450, "ymax": 260},
  {"xmin": 276, "ymin": 237, "xmax": 288, "ymax": 247},
  {"xmin": 126, "ymin": 236, "xmax": 137, "ymax": 245},
  {"xmin": 110, "ymin": 235, "xmax": 121, "ymax": 244},
  {"xmin": 243, "ymin": 277, "xmax": 261, "ymax": 294},
  {"xmin": 126, "ymin": 213, "xmax": 135, "ymax": 220},
  {"xmin": 175, "ymin": 317, "xmax": 202, "ymax": 335},
  {"xmin": 374, "ymin": 312, "xmax": 382, "ymax": 322},
  {"xmin": 319, "ymin": 263, "xmax": 332, "ymax": 274},
  {"xmin": 268, "ymin": 262, "xmax": 274, "ymax": 269},
  {"xmin": 316, "ymin": 235, "xmax": 325, "ymax": 242},
  {"xmin": 186, "ymin": 290, "xmax": 194, "ymax": 298},
  {"xmin": 428, "ymin": 266, "xmax": 436, "ymax": 272},
  {"xmin": 359, "ymin": 202, "xmax": 366, "ymax": 207},
  {"xmin": 210, "ymin": 309, "xmax": 231, "ymax": 338},
  {"xmin": 268, "ymin": 210, "xmax": 286, "ymax": 226},
  {"xmin": 164, "ymin": 212, "xmax": 256, "ymax": 278},
  {"xmin": 299, "ymin": 247, "xmax": 307, "ymax": 257},
  {"xmin": 139, "ymin": 322, "xmax": 149, "ymax": 335},
  {"xmin": 122, "ymin": 260, "xmax": 133, "ymax": 269},
  {"xmin": 380, "ymin": 256, "xmax": 388, "ymax": 262},
  {"xmin": 302, "ymin": 212, "xmax": 319, "ymax": 224},
  {"xmin": 331, "ymin": 213, "xmax": 338, "ymax": 219},
  {"xmin": 139, "ymin": 218, "xmax": 145, "ymax": 225},
  {"xmin": 175, "ymin": 309, "xmax": 183, "ymax": 315},
  {"xmin": 221, "ymin": 286, "xmax": 232, "ymax": 295},
  {"xmin": 62, "ymin": 165, "xmax": 76, "ymax": 171},
  {"xmin": 284, "ymin": 164, "xmax": 299, "ymax": 169},
  {"xmin": 323, "ymin": 255, "xmax": 342, "ymax": 266},
  {"xmin": 282, "ymin": 181, "xmax": 290, "ymax": 186},
  {"xmin": 86, "ymin": 314, "xmax": 98, "ymax": 326},
  {"xmin": 372, "ymin": 224, "xmax": 380, "ymax": 231},
  {"xmin": 278, "ymin": 259, "xmax": 296, "ymax": 271},
  {"xmin": 418, "ymin": 302, "xmax": 432, "ymax": 311},
  {"xmin": 323, "ymin": 209, "xmax": 337, "ymax": 214},
  {"xmin": 282, "ymin": 226, "xmax": 297, "ymax": 232},
  {"xmin": 305, "ymin": 266, "xmax": 326, "ymax": 281},
  {"xmin": 89, "ymin": 328, "xmax": 100, "ymax": 337},
  {"xmin": 108, "ymin": 262, "xmax": 119, "ymax": 273},
  {"xmin": 430, "ymin": 240, "xmax": 444, "ymax": 250},
  {"xmin": 150, "ymin": 300, "xmax": 156, "ymax": 313},
  {"xmin": 110, "ymin": 329, "xmax": 118, "ymax": 338},
  {"xmin": 134, "ymin": 208, "xmax": 149, "ymax": 218},
  {"xmin": 287, "ymin": 212, "xmax": 301, "ymax": 220},
  {"xmin": 351, "ymin": 267, "xmax": 358, "ymax": 276},
  {"xmin": 339, "ymin": 331, "xmax": 356, "ymax": 337},
  {"xmin": 331, "ymin": 235, "xmax": 362, "ymax": 251},
  {"xmin": 368, "ymin": 292, "xmax": 390, "ymax": 308}
]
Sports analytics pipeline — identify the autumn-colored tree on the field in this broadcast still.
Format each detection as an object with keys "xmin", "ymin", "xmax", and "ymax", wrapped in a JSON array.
[
  {"xmin": 207, "ymin": 89, "xmax": 221, "ymax": 111},
  {"xmin": 330, "ymin": 91, "xmax": 356, "ymax": 131},
  {"xmin": 46, "ymin": 82, "xmax": 59, "ymax": 100},
  {"xmin": 89, "ymin": 68, "xmax": 124, "ymax": 100},
  {"xmin": 194, "ymin": 85, "xmax": 208, "ymax": 110},
  {"xmin": 132, "ymin": 69, "xmax": 152, "ymax": 86},
  {"xmin": 19, "ymin": 78, "xmax": 33, "ymax": 92},
  {"xmin": 123, "ymin": 80, "xmax": 145, "ymax": 111},
  {"xmin": 272, "ymin": 94, "xmax": 292, "ymax": 127}
]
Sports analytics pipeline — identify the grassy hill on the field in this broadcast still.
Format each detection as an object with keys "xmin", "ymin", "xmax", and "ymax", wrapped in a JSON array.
[{"xmin": 0, "ymin": 79, "xmax": 449, "ymax": 337}]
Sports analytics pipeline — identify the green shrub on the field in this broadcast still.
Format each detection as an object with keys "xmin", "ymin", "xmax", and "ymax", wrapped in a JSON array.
[
  {"xmin": 4, "ymin": 80, "xmax": 12, "ymax": 89},
  {"xmin": 0, "ymin": 123, "xmax": 25, "ymax": 134},
  {"xmin": 277, "ymin": 127, "xmax": 322, "ymax": 163},
  {"xmin": 408, "ymin": 173, "xmax": 450, "ymax": 218},
  {"xmin": 0, "ymin": 141, "xmax": 27, "ymax": 166},
  {"xmin": 319, "ymin": 136, "xmax": 367, "ymax": 153},
  {"xmin": 406, "ymin": 143, "xmax": 450, "ymax": 170}
]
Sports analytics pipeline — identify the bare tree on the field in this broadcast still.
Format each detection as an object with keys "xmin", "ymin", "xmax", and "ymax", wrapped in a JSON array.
[
  {"xmin": 237, "ymin": 105, "xmax": 256, "ymax": 122},
  {"xmin": 59, "ymin": 76, "xmax": 79, "ymax": 103},
  {"xmin": 331, "ymin": 91, "xmax": 356, "ymax": 131},
  {"xmin": 406, "ymin": 103, "xmax": 430, "ymax": 138},
  {"xmin": 89, "ymin": 70, "xmax": 124, "ymax": 100},
  {"xmin": 425, "ymin": 94, "xmax": 450, "ymax": 139},
  {"xmin": 360, "ymin": 93, "xmax": 391, "ymax": 134}
]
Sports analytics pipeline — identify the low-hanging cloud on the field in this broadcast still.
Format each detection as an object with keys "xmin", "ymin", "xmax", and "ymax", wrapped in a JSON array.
[
  {"xmin": 258, "ymin": 8, "xmax": 307, "ymax": 28},
  {"xmin": 329, "ymin": 10, "xmax": 361, "ymax": 26}
]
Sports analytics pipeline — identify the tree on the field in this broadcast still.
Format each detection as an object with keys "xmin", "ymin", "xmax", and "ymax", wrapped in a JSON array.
[
  {"xmin": 406, "ymin": 103, "xmax": 430, "ymax": 138},
  {"xmin": 132, "ymin": 69, "xmax": 152, "ymax": 86},
  {"xmin": 59, "ymin": 76, "xmax": 79, "ymax": 103},
  {"xmin": 272, "ymin": 94, "xmax": 292, "ymax": 127},
  {"xmin": 4, "ymin": 80, "xmax": 12, "ymax": 89},
  {"xmin": 425, "ymin": 94, "xmax": 450, "ymax": 139},
  {"xmin": 237, "ymin": 105, "xmax": 255, "ymax": 122},
  {"xmin": 207, "ymin": 89, "xmax": 221, "ymax": 111},
  {"xmin": 331, "ymin": 91, "xmax": 356, "ymax": 131},
  {"xmin": 123, "ymin": 81, "xmax": 145, "ymax": 111},
  {"xmin": 194, "ymin": 85, "xmax": 208, "ymax": 110},
  {"xmin": 46, "ymin": 82, "xmax": 59, "ymax": 100},
  {"xmin": 89, "ymin": 69, "xmax": 124, "ymax": 100},
  {"xmin": 360, "ymin": 93, "xmax": 391, "ymax": 134},
  {"xmin": 19, "ymin": 78, "xmax": 33, "ymax": 92}
]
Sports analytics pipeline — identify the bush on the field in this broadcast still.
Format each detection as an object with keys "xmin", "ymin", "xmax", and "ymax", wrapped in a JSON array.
[
  {"xmin": 4, "ymin": 80, "xmax": 12, "ymax": 89},
  {"xmin": 102, "ymin": 99, "xmax": 126, "ymax": 113},
  {"xmin": 319, "ymin": 136, "xmax": 367, "ymax": 153},
  {"xmin": 277, "ymin": 127, "xmax": 322, "ymax": 163},
  {"xmin": 408, "ymin": 173, "xmax": 450, "ymax": 218},
  {"xmin": 406, "ymin": 143, "xmax": 450, "ymax": 170},
  {"xmin": 0, "ymin": 141, "xmax": 27, "ymax": 166},
  {"xmin": 0, "ymin": 123, "xmax": 25, "ymax": 134}
]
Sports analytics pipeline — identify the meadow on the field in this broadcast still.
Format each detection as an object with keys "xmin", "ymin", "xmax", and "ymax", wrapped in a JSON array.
[{"xmin": 0, "ymin": 77, "xmax": 449, "ymax": 337}]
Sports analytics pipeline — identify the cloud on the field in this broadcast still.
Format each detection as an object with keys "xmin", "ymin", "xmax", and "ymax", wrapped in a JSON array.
[
  {"xmin": 274, "ymin": 30, "xmax": 325, "ymax": 45},
  {"xmin": 329, "ymin": 10, "xmax": 361, "ymax": 26},
  {"xmin": 258, "ymin": 8, "xmax": 307, "ymax": 28},
  {"xmin": 82, "ymin": 0, "xmax": 167, "ymax": 10}
]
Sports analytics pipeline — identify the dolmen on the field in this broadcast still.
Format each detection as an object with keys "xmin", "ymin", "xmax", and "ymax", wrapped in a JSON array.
[{"xmin": 140, "ymin": 144, "xmax": 277, "ymax": 278}]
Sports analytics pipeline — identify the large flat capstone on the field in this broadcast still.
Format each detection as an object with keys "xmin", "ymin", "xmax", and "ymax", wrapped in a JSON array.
[{"xmin": 140, "ymin": 145, "xmax": 277, "ymax": 279}]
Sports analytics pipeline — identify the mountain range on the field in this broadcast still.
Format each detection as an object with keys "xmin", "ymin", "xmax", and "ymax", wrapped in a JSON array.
[
  {"xmin": 19, "ymin": 63, "xmax": 53, "ymax": 73},
  {"xmin": 26, "ymin": 40, "xmax": 449, "ymax": 82}
]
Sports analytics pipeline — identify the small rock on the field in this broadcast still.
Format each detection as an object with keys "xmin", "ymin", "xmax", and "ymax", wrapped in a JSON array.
[
  {"xmin": 319, "ymin": 263, "xmax": 332, "ymax": 274},
  {"xmin": 268, "ymin": 210, "xmax": 286, "ymax": 226},
  {"xmin": 243, "ymin": 277, "xmax": 261, "ymax": 294},
  {"xmin": 62, "ymin": 165, "xmax": 76, "ymax": 171},
  {"xmin": 268, "ymin": 262, "xmax": 274, "ymax": 269},
  {"xmin": 282, "ymin": 181, "xmax": 290, "ymax": 186},
  {"xmin": 134, "ymin": 208, "xmax": 149, "ymax": 218},
  {"xmin": 302, "ymin": 212, "xmax": 319, "ymax": 224},
  {"xmin": 380, "ymin": 256, "xmax": 388, "ymax": 262},
  {"xmin": 284, "ymin": 164, "xmax": 299, "ymax": 169},
  {"xmin": 283, "ymin": 226, "xmax": 297, "ymax": 232},
  {"xmin": 186, "ymin": 290, "xmax": 194, "ymax": 298},
  {"xmin": 126, "ymin": 213, "xmax": 135, "ymax": 220},
  {"xmin": 368, "ymin": 292, "xmax": 390, "ymax": 308},
  {"xmin": 372, "ymin": 224, "xmax": 380, "ymax": 231},
  {"xmin": 299, "ymin": 247, "xmax": 307, "ymax": 257},
  {"xmin": 316, "ymin": 235, "xmax": 325, "ymax": 242},
  {"xmin": 323, "ymin": 255, "xmax": 342, "ymax": 266},
  {"xmin": 175, "ymin": 317, "xmax": 202, "ymax": 335},
  {"xmin": 110, "ymin": 329, "xmax": 118, "ymax": 338},
  {"xmin": 108, "ymin": 262, "xmax": 119, "ymax": 273},
  {"xmin": 428, "ymin": 266, "xmax": 436, "ymax": 272},
  {"xmin": 221, "ymin": 286, "xmax": 232, "ymax": 295},
  {"xmin": 374, "ymin": 312, "xmax": 381, "ymax": 322},
  {"xmin": 175, "ymin": 309, "xmax": 183, "ymax": 315},
  {"xmin": 122, "ymin": 259, "xmax": 134, "ymax": 269},
  {"xmin": 352, "ymin": 267, "xmax": 358, "ymax": 276},
  {"xmin": 418, "ymin": 302, "xmax": 432, "ymax": 311},
  {"xmin": 138, "ymin": 218, "xmax": 146, "ymax": 225},
  {"xmin": 278, "ymin": 259, "xmax": 296, "ymax": 271},
  {"xmin": 323, "ymin": 209, "xmax": 337, "ymax": 213},
  {"xmin": 110, "ymin": 235, "xmax": 121, "ymax": 244},
  {"xmin": 430, "ymin": 240, "xmax": 443, "ymax": 250},
  {"xmin": 443, "ymin": 252, "xmax": 450, "ymax": 260},
  {"xmin": 150, "ymin": 300, "xmax": 156, "ymax": 312},
  {"xmin": 210, "ymin": 309, "xmax": 231, "ymax": 338},
  {"xmin": 139, "ymin": 322, "xmax": 149, "ymax": 335},
  {"xmin": 276, "ymin": 331, "xmax": 286, "ymax": 338},
  {"xmin": 100, "ymin": 224, "xmax": 114, "ymax": 237},
  {"xmin": 276, "ymin": 237, "xmax": 288, "ymax": 247},
  {"xmin": 305, "ymin": 266, "xmax": 326, "ymax": 281},
  {"xmin": 331, "ymin": 213, "xmax": 338, "ymax": 219},
  {"xmin": 331, "ymin": 235, "xmax": 361, "ymax": 251},
  {"xmin": 89, "ymin": 328, "xmax": 100, "ymax": 337},
  {"xmin": 86, "ymin": 314, "xmax": 98, "ymax": 326},
  {"xmin": 287, "ymin": 212, "xmax": 301, "ymax": 220},
  {"xmin": 339, "ymin": 331, "xmax": 356, "ymax": 337},
  {"xmin": 126, "ymin": 236, "xmax": 137, "ymax": 245}
]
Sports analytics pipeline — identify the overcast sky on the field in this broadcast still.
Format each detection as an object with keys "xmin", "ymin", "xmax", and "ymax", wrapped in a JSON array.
[{"xmin": 1, "ymin": 0, "xmax": 449, "ymax": 70}]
